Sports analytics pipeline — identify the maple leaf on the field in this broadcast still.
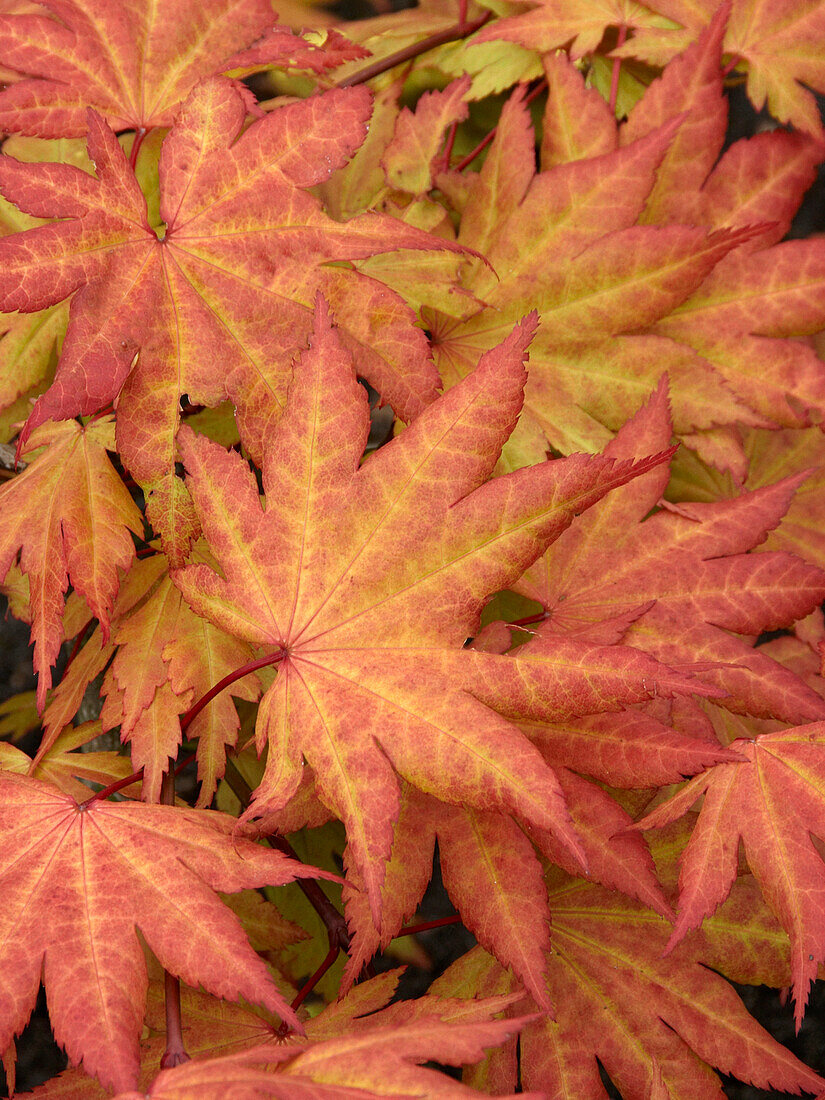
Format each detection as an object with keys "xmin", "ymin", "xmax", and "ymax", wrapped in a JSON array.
[
  {"xmin": 513, "ymin": 380, "xmax": 825, "ymax": 723},
  {"xmin": 0, "ymin": 76, "xmax": 463, "ymax": 556},
  {"xmin": 674, "ymin": 424, "xmax": 825, "ymax": 574},
  {"xmin": 380, "ymin": 76, "xmax": 472, "ymax": 196},
  {"xmin": 428, "ymin": 29, "xmax": 825, "ymax": 467},
  {"xmin": 98, "ymin": 552, "xmax": 262, "ymax": 804},
  {"xmin": 0, "ymin": 719, "xmax": 138, "ymax": 803},
  {"xmin": 0, "ymin": 771, "xmax": 337, "ymax": 1092},
  {"xmin": 171, "ymin": 297, "xmax": 710, "ymax": 926},
  {"xmin": 619, "ymin": 8, "xmax": 825, "ymax": 238},
  {"xmin": 634, "ymin": 722, "xmax": 825, "ymax": 1028},
  {"xmin": 29, "ymin": 969, "xmax": 541, "ymax": 1098},
  {"xmin": 432, "ymin": 827, "xmax": 825, "ymax": 1098},
  {"xmin": 623, "ymin": 0, "xmax": 825, "ymax": 134},
  {"xmin": 338, "ymin": 774, "xmax": 681, "ymax": 1015},
  {"xmin": 107, "ymin": 984, "xmax": 540, "ymax": 1100},
  {"xmin": 426, "ymin": 73, "xmax": 768, "ymax": 466},
  {"xmin": 473, "ymin": 0, "xmax": 671, "ymax": 59},
  {"xmin": 0, "ymin": 415, "xmax": 143, "ymax": 708},
  {"xmin": 0, "ymin": 0, "xmax": 361, "ymax": 139}
]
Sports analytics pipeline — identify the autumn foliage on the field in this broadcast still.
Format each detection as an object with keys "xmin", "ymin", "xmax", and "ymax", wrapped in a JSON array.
[{"xmin": 2, "ymin": 0, "xmax": 825, "ymax": 1096}]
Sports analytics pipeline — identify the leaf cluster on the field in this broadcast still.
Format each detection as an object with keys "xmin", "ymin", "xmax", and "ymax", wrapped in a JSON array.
[{"xmin": 1, "ymin": 1, "xmax": 825, "ymax": 1098}]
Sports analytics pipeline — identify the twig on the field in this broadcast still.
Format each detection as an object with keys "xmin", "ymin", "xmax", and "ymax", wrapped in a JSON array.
[{"xmin": 336, "ymin": 12, "xmax": 491, "ymax": 89}]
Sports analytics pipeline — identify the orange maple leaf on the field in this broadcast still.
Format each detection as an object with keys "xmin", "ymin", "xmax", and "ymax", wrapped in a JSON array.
[
  {"xmin": 0, "ymin": 415, "xmax": 143, "ymax": 707},
  {"xmin": 111, "ymin": 1002, "xmax": 539, "ymax": 1100},
  {"xmin": 172, "ymin": 296, "xmax": 715, "ymax": 926},
  {"xmin": 432, "ymin": 839, "xmax": 825, "ymax": 1097},
  {"xmin": 624, "ymin": 0, "xmax": 825, "ymax": 135},
  {"xmin": 473, "ymin": 0, "xmax": 667, "ymax": 59},
  {"xmin": 635, "ymin": 724, "xmax": 825, "ymax": 1028},
  {"xmin": 514, "ymin": 380, "xmax": 825, "ymax": 723},
  {"xmin": 339, "ymin": 776, "xmax": 682, "ymax": 1011}
]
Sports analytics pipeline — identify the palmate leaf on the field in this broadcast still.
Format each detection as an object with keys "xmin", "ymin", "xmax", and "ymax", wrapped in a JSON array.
[
  {"xmin": 339, "ymin": 777, "xmax": 682, "ymax": 1012},
  {"xmin": 0, "ymin": 415, "xmax": 143, "ymax": 707},
  {"xmin": 107, "ymin": 997, "xmax": 539, "ymax": 1100},
  {"xmin": 476, "ymin": 0, "xmax": 825, "ymax": 134},
  {"xmin": 172, "ymin": 296, "xmax": 713, "ymax": 926},
  {"xmin": 428, "ymin": 82, "xmax": 763, "ymax": 465},
  {"xmin": 33, "ymin": 971, "xmax": 542, "ymax": 1098},
  {"xmin": 429, "ymin": 27, "xmax": 825, "ymax": 467},
  {"xmin": 671, "ymin": 424, "xmax": 825, "ymax": 573},
  {"xmin": 623, "ymin": 0, "xmax": 825, "ymax": 135},
  {"xmin": 0, "ymin": 76, "xmax": 462, "ymax": 557},
  {"xmin": 432, "ymin": 827, "xmax": 825, "ymax": 1099},
  {"xmin": 514, "ymin": 380, "xmax": 825, "ymax": 723},
  {"xmin": 473, "ymin": 0, "xmax": 671, "ymax": 60},
  {"xmin": 0, "ymin": 720, "xmax": 139, "ymax": 803},
  {"xmin": 0, "ymin": 772, "xmax": 337, "ymax": 1093},
  {"xmin": 98, "ymin": 552, "xmax": 262, "ymax": 804},
  {"xmin": 635, "ymin": 723, "xmax": 825, "ymax": 1027},
  {"xmin": 0, "ymin": 0, "xmax": 363, "ymax": 139}
]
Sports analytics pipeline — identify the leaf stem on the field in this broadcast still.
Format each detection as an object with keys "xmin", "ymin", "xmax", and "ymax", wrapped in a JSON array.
[
  {"xmin": 129, "ymin": 128, "xmax": 148, "ymax": 171},
  {"xmin": 721, "ymin": 55, "xmax": 741, "ymax": 78},
  {"xmin": 455, "ymin": 79, "xmax": 547, "ymax": 171},
  {"xmin": 335, "ymin": 11, "xmax": 491, "ymax": 89},
  {"xmin": 159, "ymin": 771, "xmax": 191, "ymax": 1070},
  {"xmin": 397, "ymin": 914, "xmax": 462, "ymax": 937},
  {"xmin": 222, "ymin": 759, "xmax": 351, "ymax": 956},
  {"xmin": 290, "ymin": 945, "xmax": 339, "ymax": 1012},
  {"xmin": 80, "ymin": 768, "xmax": 145, "ymax": 806},
  {"xmin": 509, "ymin": 611, "xmax": 549, "ymax": 628},
  {"xmin": 179, "ymin": 650, "xmax": 285, "ymax": 736},
  {"xmin": 63, "ymin": 619, "xmax": 94, "ymax": 674},
  {"xmin": 438, "ymin": 121, "xmax": 459, "ymax": 175}
]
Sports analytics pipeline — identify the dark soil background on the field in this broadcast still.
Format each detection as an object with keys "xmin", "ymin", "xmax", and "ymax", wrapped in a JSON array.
[{"xmin": 2, "ymin": 1, "xmax": 825, "ymax": 1096}]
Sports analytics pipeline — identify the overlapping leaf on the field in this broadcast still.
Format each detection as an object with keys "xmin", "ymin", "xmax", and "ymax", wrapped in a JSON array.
[
  {"xmin": 0, "ymin": 771, "xmax": 336, "ymax": 1092},
  {"xmin": 635, "ymin": 722, "xmax": 825, "ymax": 1026},
  {"xmin": 671, "ymin": 424, "xmax": 825, "ymax": 573},
  {"xmin": 426, "ymin": 77, "xmax": 761, "ymax": 465},
  {"xmin": 428, "ymin": 27, "xmax": 825, "ymax": 467},
  {"xmin": 475, "ymin": 0, "xmax": 825, "ymax": 134},
  {"xmin": 0, "ymin": 0, "xmax": 364, "ymax": 139},
  {"xmin": 338, "ymin": 773, "xmax": 685, "ymax": 1013},
  {"xmin": 105, "ymin": 983, "xmax": 539, "ymax": 1100},
  {"xmin": 432, "ymin": 827, "xmax": 825, "ymax": 1099},
  {"xmin": 473, "ymin": 0, "xmax": 671, "ymax": 60},
  {"xmin": 27, "ymin": 968, "xmax": 540, "ymax": 1098},
  {"xmin": 99, "ymin": 552, "xmax": 261, "ymax": 804},
  {"xmin": 512, "ymin": 380, "xmax": 825, "ymax": 723},
  {"xmin": 0, "ymin": 76, "xmax": 462, "ymax": 555},
  {"xmin": 0, "ymin": 720, "xmax": 137, "ymax": 803},
  {"xmin": 172, "ymin": 297, "xmax": 713, "ymax": 925},
  {"xmin": 0, "ymin": 415, "xmax": 142, "ymax": 706},
  {"xmin": 624, "ymin": 0, "xmax": 825, "ymax": 134}
]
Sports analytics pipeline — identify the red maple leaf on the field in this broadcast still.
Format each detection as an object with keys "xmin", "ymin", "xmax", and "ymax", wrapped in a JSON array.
[
  {"xmin": 0, "ymin": 0, "xmax": 364, "ymax": 138},
  {"xmin": 0, "ymin": 77, "xmax": 462, "ymax": 556},
  {"xmin": 0, "ymin": 772, "xmax": 336, "ymax": 1092}
]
